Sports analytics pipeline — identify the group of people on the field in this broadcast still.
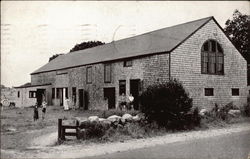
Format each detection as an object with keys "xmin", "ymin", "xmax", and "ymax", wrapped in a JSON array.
[
  {"xmin": 33, "ymin": 100, "xmax": 47, "ymax": 121},
  {"xmin": 119, "ymin": 93, "xmax": 134, "ymax": 110}
]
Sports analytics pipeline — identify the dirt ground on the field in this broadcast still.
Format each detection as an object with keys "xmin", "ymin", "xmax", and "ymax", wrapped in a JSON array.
[{"xmin": 1, "ymin": 105, "xmax": 100, "ymax": 151}]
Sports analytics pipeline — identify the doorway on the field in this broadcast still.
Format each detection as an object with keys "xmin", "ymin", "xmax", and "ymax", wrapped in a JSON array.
[
  {"xmin": 79, "ymin": 89, "xmax": 84, "ymax": 108},
  {"xmin": 56, "ymin": 88, "xmax": 68, "ymax": 106},
  {"xmin": 130, "ymin": 79, "xmax": 140, "ymax": 110},
  {"xmin": 78, "ymin": 89, "xmax": 89, "ymax": 110},
  {"xmin": 104, "ymin": 87, "xmax": 116, "ymax": 109},
  {"xmin": 37, "ymin": 89, "xmax": 46, "ymax": 106}
]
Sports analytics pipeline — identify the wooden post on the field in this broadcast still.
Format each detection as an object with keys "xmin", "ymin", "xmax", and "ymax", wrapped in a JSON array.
[
  {"xmin": 76, "ymin": 120, "xmax": 79, "ymax": 139},
  {"xmin": 62, "ymin": 127, "xmax": 65, "ymax": 140},
  {"xmin": 58, "ymin": 119, "xmax": 62, "ymax": 142}
]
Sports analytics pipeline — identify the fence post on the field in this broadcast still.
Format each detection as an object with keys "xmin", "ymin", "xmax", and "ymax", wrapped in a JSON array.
[
  {"xmin": 58, "ymin": 118, "xmax": 62, "ymax": 142},
  {"xmin": 76, "ymin": 120, "xmax": 79, "ymax": 139},
  {"xmin": 62, "ymin": 127, "xmax": 65, "ymax": 140}
]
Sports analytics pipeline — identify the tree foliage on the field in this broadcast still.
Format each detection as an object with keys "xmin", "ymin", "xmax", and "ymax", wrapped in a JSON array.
[
  {"xmin": 1, "ymin": 84, "xmax": 6, "ymax": 89},
  {"xmin": 69, "ymin": 41, "xmax": 105, "ymax": 53},
  {"xmin": 224, "ymin": 10, "xmax": 250, "ymax": 62},
  {"xmin": 49, "ymin": 54, "xmax": 64, "ymax": 62},
  {"xmin": 140, "ymin": 79, "xmax": 199, "ymax": 130}
]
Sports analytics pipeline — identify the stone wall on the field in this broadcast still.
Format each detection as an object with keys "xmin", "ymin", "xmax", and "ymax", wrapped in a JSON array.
[{"xmin": 170, "ymin": 19, "xmax": 248, "ymax": 109}]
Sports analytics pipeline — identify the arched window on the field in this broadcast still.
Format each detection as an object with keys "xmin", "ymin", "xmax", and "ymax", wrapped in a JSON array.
[{"xmin": 201, "ymin": 40, "xmax": 224, "ymax": 75}]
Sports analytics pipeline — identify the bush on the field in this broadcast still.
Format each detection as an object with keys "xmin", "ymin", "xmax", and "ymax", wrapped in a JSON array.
[
  {"xmin": 140, "ymin": 79, "xmax": 195, "ymax": 130},
  {"xmin": 242, "ymin": 95, "xmax": 250, "ymax": 117},
  {"xmin": 204, "ymin": 102, "xmax": 239, "ymax": 123},
  {"xmin": 79, "ymin": 121, "xmax": 110, "ymax": 139}
]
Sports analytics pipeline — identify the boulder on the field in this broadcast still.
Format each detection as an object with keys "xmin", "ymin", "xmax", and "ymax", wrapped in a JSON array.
[
  {"xmin": 121, "ymin": 118, "xmax": 126, "ymax": 124},
  {"xmin": 62, "ymin": 119, "xmax": 76, "ymax": 125},
  {"xmin": 6, "ymin": 127, "xmax": 16, "ymax": 132},
  {"xmin": 99, "ymin": 118, "xmax": 106, "ymax": 122},
  {"xmin": 199, "ymin": 109, "xmax": 208, "ymax": 116},
  {"xmin": 75, "ymin": 117, "xmax": 88, "ymax": 125},
  {"xmin": 88, "ymin": 116, "xmax": 99, "ymax": 122},
  {"xmin": 228, "ymin": 109, "xmax": 241, "ymax": 117},
  {"xmin": 107, "ymin": 115, "xmax": 121, "ymax": 123},
  {"xmin": 132, "ymin": 115, "xmax": 140, "ymax": 121},
  {"xmin": 102, "ymin": 119, "xmax": 111, "ymax": 125},
  {"xmin": 122, "ymin": 113, "xmax": 133, "ymax": 122}
]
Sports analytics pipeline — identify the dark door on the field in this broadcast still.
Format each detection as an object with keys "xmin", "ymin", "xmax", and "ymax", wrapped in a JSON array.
[
  {"xmin": 37, "ymin": 89, "xmax": 45, "ymax": 106},
  {"xmin": 104, "ymin": 88, "xmax": 115, "ymax": 109},
  {"xmin": 79, "ymin": 89, "xmax": 84, "ymax": 108},
  {"xmin": 130, "ymin": 79, "xmax": 140, "ymax": 110},
  {"xmin": 84, "ymin": 91, "xmax": 89, "ymax": 110},
  {"xmin": 72, "ymin": 87, "xmax": 76, "ymax": 105}
]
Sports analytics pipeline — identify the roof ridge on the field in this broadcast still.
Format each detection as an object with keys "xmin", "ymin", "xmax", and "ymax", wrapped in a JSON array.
[
  {"xmin": 32, "ymin": 16, "xmax": 214, "ymax": 75},
  {"xmin": 67, "ymin": 16, "xmax": 213, "ymax": 55}
]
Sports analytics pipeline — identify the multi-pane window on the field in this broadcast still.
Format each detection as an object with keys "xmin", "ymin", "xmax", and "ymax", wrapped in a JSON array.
[
  {"xmin": 232, "ymin": 88, "xmax": 239, "ymax": 96},
  {"xmin": 123, "ymin": 60, "xmax": 132, "ymax": 67},
  {"xmin": 29, "ymin": 91, "xmax": 36, "ymax": 98},
  {"xmin": 104, "ymin": 64, "xmax": 111, "ymax": 83},
  {"xmin": 86, "ymin": 66, "xmax": 92, "ymax": 84},
  {"xmin": 204, "ymin": 88, "xmax": 214, "ymax": 96},
  {"xmin": 119, "ymin": 80, "xmax": 126, "ymax": 95},
  {"xmin": 201, "ymin": 40, "xmax": 224, "ymax": 75}
]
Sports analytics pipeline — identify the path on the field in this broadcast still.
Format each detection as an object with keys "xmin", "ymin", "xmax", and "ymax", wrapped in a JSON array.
[
  {"xmin": 90, "ymin": 127, "xmax": 250, "ymax": 159},
  {"xmin": 2, "ymin": 122, "xmax": 249, "ymax": 159}
]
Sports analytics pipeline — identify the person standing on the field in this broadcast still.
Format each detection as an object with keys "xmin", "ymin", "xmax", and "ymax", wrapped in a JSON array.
[
  {"xmin": 128, "ymin": 94, "xmax": 134, "ymax": 110},
  {"xmin": 119, "ymin": 93, "xmax": 126, "ymax": 110},
  {"xmin": 42, "ymin": 100, "xmax": 47, "ymax": 120},
  {"xmin": 64, "ymin": 97, "xmax": 69, "ymax": 111},
  {"xmin": 33, "ymin": 103, "xmax": 39, "ymax": 121}
]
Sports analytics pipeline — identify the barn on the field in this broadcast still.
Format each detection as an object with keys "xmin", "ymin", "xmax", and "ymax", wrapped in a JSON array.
[{"xmin": 17, "ymin": 16, "xmax": 248, "ymax": 109}]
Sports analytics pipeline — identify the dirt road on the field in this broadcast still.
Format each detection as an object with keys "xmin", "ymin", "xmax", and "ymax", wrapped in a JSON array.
[
  {"xmin": 2, "ymin": 122, "xmax": 249, "ymax": 159},
  {"xmin": 89, "ymin": 127, "xmax": 250, "ymax": 159}
]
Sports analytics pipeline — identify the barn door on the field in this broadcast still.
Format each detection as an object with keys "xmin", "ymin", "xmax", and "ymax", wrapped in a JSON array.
[{"xmin": 104, "ymin": 88, "xmax": 116, "ymax": 109}]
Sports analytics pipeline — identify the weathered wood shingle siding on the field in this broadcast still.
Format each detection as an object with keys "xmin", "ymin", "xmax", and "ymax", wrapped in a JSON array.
[
  {"xmin": 170, "ymin": 19, "xmax": 247, "ymax": 108},
  {"xmin": 30, "ymin": 53, "xmax": 170, "ymax": 109}
]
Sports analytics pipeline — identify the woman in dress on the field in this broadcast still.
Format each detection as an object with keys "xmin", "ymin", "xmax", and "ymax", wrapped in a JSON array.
[{"xmin": 42, "ymin": 100, "xmax": 47, "ymax": 120}]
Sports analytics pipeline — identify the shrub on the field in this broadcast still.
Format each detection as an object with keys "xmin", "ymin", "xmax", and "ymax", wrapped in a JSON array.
[
  {"xmin": 140, "ymin": 79, "xmax": 195, "ymax": 130},
  {"xmin": 242, "ymin": 95, "xmax": 250, "ymax": 117},
  {"xmin": 79, "ymin": 121, "xmax": 110, "ymax": 139},
  {"xmin": 204, "ymin": 102, "xmax": 239, "ymax": 122}
]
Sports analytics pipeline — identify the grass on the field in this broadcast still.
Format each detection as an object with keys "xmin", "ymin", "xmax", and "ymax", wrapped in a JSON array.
[
  {"xmin": 0, "ymin": 105, "xmax": 102, "ymax": 150},
  {"xmin": 1, "ymin": 105, "xmax": 249, "ymax": 150}
]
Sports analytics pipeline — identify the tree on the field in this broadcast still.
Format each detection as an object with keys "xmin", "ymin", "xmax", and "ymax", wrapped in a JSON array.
[
  {"xmin": 1, "ymin": 84, "xmax": 6, "ymax": 89},
  {"xmin": 49, "ymin": 54, "xmax": 64, "ymax": 62},
  {"xmin": 224, "ymin": 10, "xmax": 250, "ymax": 62},
  {"xmin": 69, "ymin": 41, "xmax": 105, "ymax": 52}
]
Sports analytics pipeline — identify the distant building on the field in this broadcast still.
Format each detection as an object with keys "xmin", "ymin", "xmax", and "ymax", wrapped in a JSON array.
[{"xmin": 17, "ymin": 17, "xmax": 248, "ymax": 109}]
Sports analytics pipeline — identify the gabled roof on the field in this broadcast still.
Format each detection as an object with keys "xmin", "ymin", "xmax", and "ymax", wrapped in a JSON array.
[{"xmin": 31, "ymin": 16, "xmax": 213, "ymax": 75}]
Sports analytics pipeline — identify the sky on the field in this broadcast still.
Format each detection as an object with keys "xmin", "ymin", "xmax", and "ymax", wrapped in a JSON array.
[{"xmin": 1, "ymin": 1, "xmax": 249, "ymax": 87}]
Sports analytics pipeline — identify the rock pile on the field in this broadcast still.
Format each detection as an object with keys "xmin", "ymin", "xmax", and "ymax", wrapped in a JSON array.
[{"xmin": 75, "ymin": 113, "xmax": 144, "ymax": 139}]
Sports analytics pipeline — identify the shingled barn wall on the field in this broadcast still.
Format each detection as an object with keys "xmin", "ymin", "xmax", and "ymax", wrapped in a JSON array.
[
  {"xmin": 170, "ymin": 20, "xmax": 248, "ymax": 109},
  {"xmin": 31, "ymin": 53, "xmax": 170, "ymax": 109}
]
